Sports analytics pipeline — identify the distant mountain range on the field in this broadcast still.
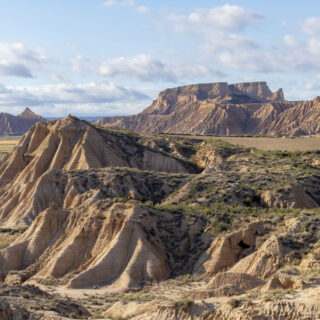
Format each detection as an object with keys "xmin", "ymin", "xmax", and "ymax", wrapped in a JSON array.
[
  {"xmin": 99, "ymin": 81, "xmax": 320, "ymax": 137},
  {"xmin": 0, "ymin": 108, "xmax": 107, "ymax": 136},
  {"xmin": 0, "ymin": 108, "xmax": 44, "ymax": 136}
]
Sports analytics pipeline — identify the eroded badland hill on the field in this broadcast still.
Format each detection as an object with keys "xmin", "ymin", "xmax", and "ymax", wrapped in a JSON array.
[{"xmin": 0, "ymin": 116, "xmax": 319, "ymax": 319}]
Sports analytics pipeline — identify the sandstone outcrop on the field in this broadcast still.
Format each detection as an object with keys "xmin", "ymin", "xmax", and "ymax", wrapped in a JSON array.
[
  {"xmin": 193, "ymin": 222, "xmax": 264, "ymax": 274},
  {"xmin": 229, "ymin": 235, "xmax": 284, "ymax": 279}
]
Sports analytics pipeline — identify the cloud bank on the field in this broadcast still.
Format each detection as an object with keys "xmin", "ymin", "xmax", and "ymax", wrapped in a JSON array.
[
  {"xmin": 0, "ymin": 82, "xmax": 150, "ymax": 116},
  {"xmin": 0, "ymin": 42, "xmax": 45, "ymax": 78},
  {"xmin": 104, "ymin": 0, "xmax": 148, "ymax": 13}
]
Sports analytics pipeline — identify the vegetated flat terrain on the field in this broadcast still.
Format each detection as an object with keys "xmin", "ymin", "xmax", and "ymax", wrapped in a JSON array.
[
  {"xmin": 0, "ymin": 136, "xmax": 20, "ymax": 153},
  {"xmin": 3, "ymin": 133, "xmax": 320, "ymax": 153},
  {"xmin": 214, "ymin": 136, "xmax": 320, "ymax": 151},
  {"xmin": 163, "ymin": 135, "xmax": 320, "ymax": 152}
]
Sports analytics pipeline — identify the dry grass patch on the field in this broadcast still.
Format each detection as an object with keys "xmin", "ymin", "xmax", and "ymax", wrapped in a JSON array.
[{"xmin": 165, "ymin": 134, "xmax": 320, "ymax": 152}]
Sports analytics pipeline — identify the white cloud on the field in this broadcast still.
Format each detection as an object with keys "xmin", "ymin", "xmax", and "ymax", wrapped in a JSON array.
[
  {"xmin": 170, "ymin": 4, "xmax": 263, "ymax": 32},
  {"xmin": 173, "ymin": 64, "xmax": 226, "ymax": 80},
  {"xmin": 279, "ymin": 21, "xmax": 320, "ymax": 72},
  {"xmin": 283, "ymin": 34, "xmax": 297, "ymax": 47},
  {"xmin": 0, "ymin": 63, "xmax": 33, "ymax": 78},
  {"xmin": 168, "ymin": 7, "xmax": 320, "ymax": 75},
  {"xmin": 0, "ymin": 82, "xmax": 149, "ymax": 116},
  {"xmin": 308, "ymin": 37, "xmax": 320, "ymax": 56},
  {"xmin": 205, "ymin": 32, "xmax": 259, "ymax": 54},
  {"xmin": 303, "ymin": 17, "xmax": 320, "ymax": 35},
  {"xmin": 71, "ymin": 55, "xmax": 97, "ymax": 74},
  {"xmin": 135, "ymin": 5, "xmax": 148, "ymax": 13},
  {"xmin": 99, "ymin": 54, "xmax": 177, "ymax": 82},
  {"xmin": 99, "ymin": 54, "xmax": 226, "ymax": 82},
  {"xmin": 168, "ymin": 5, "xmax": 273, "ymax": 73},
  {"xmin": 217, "ymin": 49, "xmax": 281, "ymax": 73},
  {"xmin": 0, "ymin": 42, "xmax": 45, "ymax": 78},
  {"xmin": 104, "ymin": 0, "xmax": 148, "ymax": 13}
]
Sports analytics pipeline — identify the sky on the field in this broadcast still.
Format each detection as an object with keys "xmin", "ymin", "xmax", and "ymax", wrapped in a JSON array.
[{"xmin": 0, "ymin": 0, "xmax": 320, "ymax": 117}]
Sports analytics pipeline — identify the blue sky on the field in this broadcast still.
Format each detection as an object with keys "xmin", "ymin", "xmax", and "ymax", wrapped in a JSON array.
[{"xmin": 0, "ymin": 0, "xmax": 320, "ymax": 116}]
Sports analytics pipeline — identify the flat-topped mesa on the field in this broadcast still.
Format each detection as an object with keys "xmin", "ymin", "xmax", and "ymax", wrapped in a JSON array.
[
  {"xmin": 143, "ymin": 81, "xmax": 285, "ymax": 115},
  {"xmin": 100, "ymin": 82, "xmax": 320, "ymax": 137}
]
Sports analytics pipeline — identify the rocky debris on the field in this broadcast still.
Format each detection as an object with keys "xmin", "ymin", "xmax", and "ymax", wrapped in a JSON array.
[
  {"xmin": 261, "ymin": 275, "xmax": 285, "ymax": 292},
  {"xmin": 105, "ymin": 301, "xmax": 156, "ymax": 319},
  {"xmin": 207, "ymin": 272, "xmax": 264, "ymax": 296},
  {"xmin": 0, "ymin": 285, "xmax": 90, "ymax": 319},
  {"xmin": 104, "ymin": 292, "xmax": 320, "ymax": 320},
  {"xmin": 261, "ymin": 185, "xmax": 319, "ymax": 209},
  {"xmin": 0, "ymin": 299, "xmax": 31, "ymax": 320},
  {"xmin": 208, "ymin": 272, "xmax": 257, "ymax": 291},
  {"xmin": 100, "ymin": 82, "xmax": 320, "ymax": 137},
  {"xmin": 300, "ymin": 245, "xmax": 320, "ymax": 270},
  {"xmin": 261, "ymin": 273, "xmax": 306, "ymax": 292}
]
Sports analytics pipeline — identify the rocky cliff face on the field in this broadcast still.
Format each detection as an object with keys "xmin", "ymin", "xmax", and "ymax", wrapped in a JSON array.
[
  {"xmin": 100, "ymin": 82, "xmax": 320, "ymax": 137},
  {"xmin": 142, "ymin": 82, "xmax": 284, "ymax": 116},
  {"xmin": 0, "ymin": 108, "xmax": 43, "ymax": 136}
]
